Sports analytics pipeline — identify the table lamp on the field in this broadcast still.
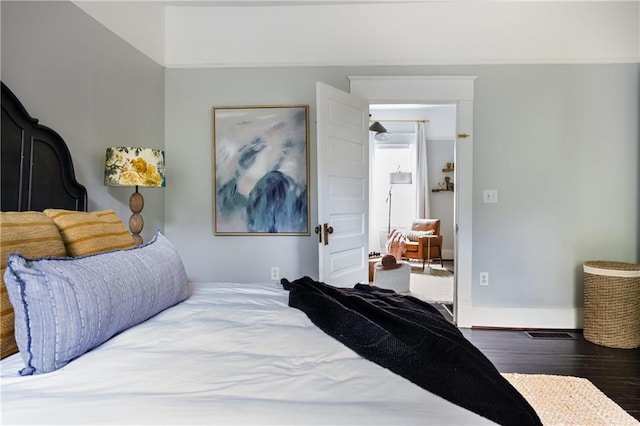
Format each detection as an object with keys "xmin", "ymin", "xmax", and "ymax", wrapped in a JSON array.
[{"xmin": 104, "ymin": 147, "xmax": 165, "ymax": 245}]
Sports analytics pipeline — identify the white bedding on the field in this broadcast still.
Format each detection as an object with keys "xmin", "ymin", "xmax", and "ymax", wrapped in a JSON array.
[{"xmin": 1, "ymin": 282, "xmax": 493, "ymax": 425}]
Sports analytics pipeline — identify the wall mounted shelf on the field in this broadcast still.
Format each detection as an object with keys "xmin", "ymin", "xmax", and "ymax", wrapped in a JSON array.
[{"xmin": 433, "ymin": 163, "xmax": 454, "ymax": 192}]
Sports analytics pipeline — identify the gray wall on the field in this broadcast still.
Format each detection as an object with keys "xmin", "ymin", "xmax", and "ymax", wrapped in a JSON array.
[
  {"xmin": 1, "ymin": 1, "xmax": 165, "ymax": 242},
  {"xmin": 166, "ymin": 65, "xmax": 639, "ymax": 313},
  {"xmin": 164, "ymin": 68, "xmax": 339, "ymax": 283},
  {"xmin": 428, "ymin": 139, "xmax": 455, "ymax": 258},
  {"xmin": 472, "ymin": 65, "xmax": 639, "ymax": 308}
]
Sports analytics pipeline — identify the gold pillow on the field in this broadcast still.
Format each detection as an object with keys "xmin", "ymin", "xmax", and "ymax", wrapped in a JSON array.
[
  {"xmin": 44, "ymin": 209, "xmax": 136, "ymax": 257},
  {"xmin": 0, "ymin": 211, "xmax": 67, "ymax": 359}
]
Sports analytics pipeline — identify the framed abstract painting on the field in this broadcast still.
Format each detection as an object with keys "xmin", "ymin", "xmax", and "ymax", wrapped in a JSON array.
[{"xmin": 212, "ymin": 105, "xmax": 310, "ymax": 235}]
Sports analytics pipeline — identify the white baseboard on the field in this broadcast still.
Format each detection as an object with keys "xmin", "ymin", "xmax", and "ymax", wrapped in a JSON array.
[{"xmin": 457, "ymin": 306, "xmax": 584, "ymax": 329}]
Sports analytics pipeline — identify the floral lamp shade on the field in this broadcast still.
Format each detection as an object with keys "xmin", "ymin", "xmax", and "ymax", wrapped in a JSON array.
[
  {"xmin": 104, "ymin": 147, "xmax": 165, "ymax": 245},
  {"xmin": 104, "ymin": 147, "xmax": 165, "ymax": 188}
]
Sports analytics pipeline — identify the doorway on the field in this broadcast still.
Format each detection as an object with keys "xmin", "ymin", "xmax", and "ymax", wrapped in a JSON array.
[
  {"xmin": 369, "ymin": 104, "xmax": 456, "ymax": 315},
  {"xmin": 349, "ymin": 75, "xmax": 476, "ymax": 327}
]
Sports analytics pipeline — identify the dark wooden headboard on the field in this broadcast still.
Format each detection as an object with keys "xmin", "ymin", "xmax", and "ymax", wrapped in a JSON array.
[{"xmin": 1, "ymin": 82, "xmax": 87, "ymax": 212}]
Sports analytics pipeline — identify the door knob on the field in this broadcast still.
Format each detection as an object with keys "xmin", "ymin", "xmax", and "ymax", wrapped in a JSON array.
[{"xmin": 323, "ymin": 223, "xmax": 333, "ymax": 246}]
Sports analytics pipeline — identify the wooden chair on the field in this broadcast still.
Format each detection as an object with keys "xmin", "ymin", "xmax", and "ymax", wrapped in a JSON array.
[{"xmin": 403, "ymin": 219, "xmax": 444, "ymax": 270}]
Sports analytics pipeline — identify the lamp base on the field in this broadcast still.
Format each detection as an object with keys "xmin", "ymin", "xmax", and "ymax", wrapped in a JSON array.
[{"xmin": 129, "ymin": 187, "xmax": 144, "ymax": 245}]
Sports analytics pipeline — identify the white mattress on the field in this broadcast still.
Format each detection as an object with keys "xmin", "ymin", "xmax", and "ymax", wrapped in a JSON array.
[{"xmin": 1, "ymin": 282, "xmax": 493, "ymax": 425}]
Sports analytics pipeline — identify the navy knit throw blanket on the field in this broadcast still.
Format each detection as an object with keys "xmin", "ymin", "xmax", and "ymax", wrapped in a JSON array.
[{"xmin": 281, "ymin": 276, "xmax": 541, "ymax": 426}]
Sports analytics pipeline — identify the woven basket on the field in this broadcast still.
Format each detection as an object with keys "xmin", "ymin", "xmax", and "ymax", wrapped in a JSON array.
[{"xmin": 583, "ymin": 261, "xmax": 640, "ymax": 349}]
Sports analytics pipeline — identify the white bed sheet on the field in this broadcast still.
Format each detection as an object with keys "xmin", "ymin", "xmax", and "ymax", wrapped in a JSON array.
[{"xmin": 1, "ymin": 282, "xmax": 493, "ymax": 425}]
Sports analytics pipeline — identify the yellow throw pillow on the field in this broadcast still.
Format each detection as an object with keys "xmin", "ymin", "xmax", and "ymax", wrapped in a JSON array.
[
  {"xmin": 44, "ymin": 209, "xmax": 136, "ymax": 257},
  {"xmin": 0, "ymin": 211, "xmax": 67, "ymax": 359}
]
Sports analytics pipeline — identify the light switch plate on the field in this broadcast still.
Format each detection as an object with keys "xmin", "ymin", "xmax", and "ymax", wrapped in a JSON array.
[
  {"xmin": 483, "ymin": 189, "xmax": 498, "ymax": 203},
  {"xmin": 480, "ymin": 272, "xmax": 489, "ymax": 286}
]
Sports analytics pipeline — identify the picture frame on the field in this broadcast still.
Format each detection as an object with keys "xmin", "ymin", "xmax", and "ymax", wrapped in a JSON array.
[{"xmin": 212, "ymin": 105, "xmax": 310, "ymax": 235}]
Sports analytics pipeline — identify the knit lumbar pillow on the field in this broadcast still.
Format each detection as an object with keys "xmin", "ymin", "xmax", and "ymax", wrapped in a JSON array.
[
  {"xmin": 0, "ymin": 212, "xmax": 67, "ymax": 359},
  {"xmin": 43, "ymin": 209, "xmax": 136, "ymax": 256},
  {"xmin": 4, "ymin": 231, "xmax": 189, "ymax": 375},
  {"xmin": 405, "ymin": 230, "xmax": 434, "ymax": 241}
]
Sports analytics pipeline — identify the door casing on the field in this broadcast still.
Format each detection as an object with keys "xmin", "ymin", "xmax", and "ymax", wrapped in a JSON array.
[{"xmin": 349, "ymin": 76, "xmax": 476, "ymax": 326}]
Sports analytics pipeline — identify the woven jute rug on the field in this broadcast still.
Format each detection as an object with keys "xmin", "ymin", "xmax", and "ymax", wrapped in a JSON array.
[
  {"xmin": 503, "ymin": 373, "xmax": 638, "ymax": 425},
  {"xmin": 408, "ymin": 263, "xmax": 453, "ymax": 303}
]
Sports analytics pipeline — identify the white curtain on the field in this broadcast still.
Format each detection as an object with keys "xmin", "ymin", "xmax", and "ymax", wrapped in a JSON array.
[
  {"xmin": 415, "ymin": 122, "xmax": 430, "ymax": 218},
  {"xmin": 368, "ymin": 133, "xmax": 385, "ymax": 253}
]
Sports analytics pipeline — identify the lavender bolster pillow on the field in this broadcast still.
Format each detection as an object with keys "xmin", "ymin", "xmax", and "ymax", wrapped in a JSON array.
[{"xmin": 4, "ymin": 231, "xmax": 188, "ymax": 375}]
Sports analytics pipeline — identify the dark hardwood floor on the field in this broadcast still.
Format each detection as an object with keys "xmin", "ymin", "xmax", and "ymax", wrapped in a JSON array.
[
  {"xmin": 460, "ymin": 328, "xmax": 640, "ymax": 421},
  {"xmin": 424, "ymin": 260, "xmax": 638, "ymax": 419}
]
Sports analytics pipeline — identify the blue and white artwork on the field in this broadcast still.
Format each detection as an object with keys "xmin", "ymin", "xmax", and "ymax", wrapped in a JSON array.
[{"xmin": 213, "ymin": 105, "xmax": 309, "ymax": 235}]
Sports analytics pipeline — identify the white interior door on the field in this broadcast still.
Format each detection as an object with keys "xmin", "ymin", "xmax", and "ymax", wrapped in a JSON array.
[{"xmin": 316, "ymin": 82, "xmax": 369, "ymax": 286}]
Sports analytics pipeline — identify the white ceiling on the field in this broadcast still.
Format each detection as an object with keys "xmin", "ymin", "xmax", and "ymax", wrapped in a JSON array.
[{"xmin": 73, "ymin": 0, "xmax": 640, "ymax": 67}]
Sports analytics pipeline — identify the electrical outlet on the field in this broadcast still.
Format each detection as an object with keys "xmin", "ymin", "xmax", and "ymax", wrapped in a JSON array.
[
  {"xmin": 270, "ymin": 267, "xmax": 280, "ymax": 281},
  {"xmin": 480, "ymin": 272, "xmax": 489, "ymax": 286},
  {"xmin": 483, "ymin": 190, "xmax": 498, "ymax": 203}
]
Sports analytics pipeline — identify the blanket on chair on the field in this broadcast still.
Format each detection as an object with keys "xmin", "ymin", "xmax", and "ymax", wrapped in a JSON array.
[
  {"xmin": 281, "ymin": 276, "xmax": 541, "ymax": 426},
  {"xmin": 385, "ymin": 228, "xmax": 407, "ymax": 259}
]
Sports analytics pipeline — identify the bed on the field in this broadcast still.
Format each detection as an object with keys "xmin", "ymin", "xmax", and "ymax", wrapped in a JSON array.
[{"xmin": 0, "ymin": 82, "xmax": 540, "ymax": 426}]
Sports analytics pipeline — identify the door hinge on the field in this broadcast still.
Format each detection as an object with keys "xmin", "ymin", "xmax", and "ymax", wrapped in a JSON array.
[{"xmin": 458, "ymin": 133, "xmax": 470, "ymax": 139}]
